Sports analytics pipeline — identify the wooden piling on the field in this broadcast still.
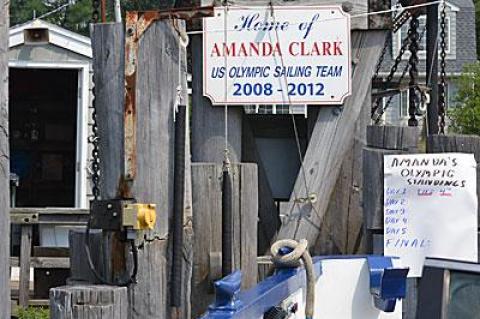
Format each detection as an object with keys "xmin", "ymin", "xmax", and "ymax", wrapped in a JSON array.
[
  {"xmin": 0, "ymin": 0, "xmax": 10, "ymax": 316},
  {"xmin": 50, "ymin": 285, "xmax": 128, "ymax": 319},
  {"xmin": 61, "ymin": 20, "xmax": 192, "ymax": 319}
]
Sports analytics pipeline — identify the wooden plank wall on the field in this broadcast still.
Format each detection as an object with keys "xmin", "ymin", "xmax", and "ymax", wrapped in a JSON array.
[
  {"xmin": 191, "ymin": 163, "xmax": 258, "ymax": 318},
  {"xmin": 275, "ymin": 31, "xmax": 388, "ymax": 247},
  {"xmin": 0, "ymin": 0, "xmax": 9, "ymax": 316},
  {"xmin": 313, "ymin": 84, "xmax": 371, "ymax": 255}
]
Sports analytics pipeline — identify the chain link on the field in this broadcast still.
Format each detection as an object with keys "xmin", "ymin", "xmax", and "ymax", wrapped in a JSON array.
[
  {"xmin": 372, "ymin": 23, "xmax": 415, "ymax": 119},
  {"xmin": 90, "ymin": 0, "xmax": 101, "ymax": 200},
  {"xmin": 407, "ymin": 15, "xmax": 419, "ymax": 127},
  {"xmin": 90, "ymin": 76, "xmax": 101, "ymax": 201},
  {"xmin": 92, "ymin": 0, "xmax": 100, "ymax": 23},
  {"xmin": 439, "ymin": 1, "xmax": 447, "ymax": 134},
  {"xmin": 373, "ymin": 26, "xmax": 427, "ymax": 123}
]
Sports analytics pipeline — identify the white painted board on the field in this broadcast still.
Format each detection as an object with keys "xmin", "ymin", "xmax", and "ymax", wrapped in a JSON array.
[
  {"xmin": 384, "ymin": 153, "xmax": 478, "ymax": 277},
  {"xmin": 203, "ymin": 6, "xmax": 351, "ymax": 105}
]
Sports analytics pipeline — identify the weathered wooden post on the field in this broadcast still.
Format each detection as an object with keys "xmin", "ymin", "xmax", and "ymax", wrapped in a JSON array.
[
  {"xmin": 0, "ymin": 0, "xmax": 10, "ymax": 316},
  {"xmin": 50, "ymin": 286, "xmax": 128, "ymax": 319},
  {"xmin": 52, "ymin": 17, "xmax": 192, "ymax": 318},
  {"xmin": 362, "ymin": 125, "xmax": 420, "ymax": 319}
]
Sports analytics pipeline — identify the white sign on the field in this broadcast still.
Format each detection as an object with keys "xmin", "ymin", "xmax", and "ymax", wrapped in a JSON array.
[
  {"xmin": 203, "ymin": 6, "xmax": 351, "ymax": 105},
  {"xmin": 384, "ymin": 153, "xmax": 478, "ymax": 277}
]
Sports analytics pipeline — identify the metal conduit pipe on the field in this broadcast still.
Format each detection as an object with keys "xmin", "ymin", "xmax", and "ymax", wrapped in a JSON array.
[
  {"xmin": 222, "ymin": 167, "xmax": 234, "ymax": 277},
  {"xmin": 171, "ymin": 105, "xmax": 187, "ymax": 307}
]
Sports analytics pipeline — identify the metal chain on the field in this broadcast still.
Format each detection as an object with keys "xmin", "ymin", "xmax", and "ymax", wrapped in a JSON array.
[
  {"xmin": 371, "ymin": 24, "xmax": 415, "ymax": 119},
  {"xmin": 439, "ymin": 1, "xmax": 447, "ymax": 134},
  {"xmin": 373, "ymin": 26, "xmax": 427, "ymax": 123},
  {"xmin": 92, "ymin": 0, "xmax": 100, "ymax": 23},
  {"xmin": 372, "ymin": 34, "xmax": 392, "ymax": 84},
  {"xmin": 407, "ymin": 15, "xmax": 419, "ymax": 127},
  {"xmin": 89, "ymin": 75, "xmax": 101, "ymax": 201},
  {"xmin": 90, "ymin": 0, "xmax": 101, "ymax": 200}
]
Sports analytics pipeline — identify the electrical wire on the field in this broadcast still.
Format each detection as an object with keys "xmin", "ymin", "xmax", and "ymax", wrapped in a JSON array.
[{"xmin": 84, "ymin": 221, "xmax": 138, "ymax": 286}]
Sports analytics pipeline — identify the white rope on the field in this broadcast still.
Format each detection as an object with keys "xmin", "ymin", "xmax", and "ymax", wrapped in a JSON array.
[
  {"xmin": 271, "ymin": 239, "xmax": 315, "ymax": 319},
  {"xmin": 185, "ymin": 1, "xmax": 443, "ymax": 35},
  {"xmin": 223, "ymin": 4, "xmax": 230, "ymax": 165}
]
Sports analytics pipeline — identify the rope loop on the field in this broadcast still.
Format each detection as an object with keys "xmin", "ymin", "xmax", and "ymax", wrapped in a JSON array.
[{"xmin": 270, "ymin": 239, "xmax": 315, "ymax": 319}]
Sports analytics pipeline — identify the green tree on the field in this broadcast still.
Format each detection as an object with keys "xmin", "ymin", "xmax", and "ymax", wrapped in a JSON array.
[
  {"xmin": 448, "ymin": 62, "xmax": 480, "ymax": 135},
  {"xmin": 10, "ymin": 0, "xmax": 92, "ymax": 35}
]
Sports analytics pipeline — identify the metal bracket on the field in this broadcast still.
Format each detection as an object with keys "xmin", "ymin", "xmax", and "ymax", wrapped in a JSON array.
[
  {"xmin": 367, "ymin": 256, "xmax": 409, "ymax": 313},
  {"xmin": 124, "ymin": 6, "xmax": 214, "ymax": 182},
  {"xmin": 89, "ymin": 199, "xmax": 156, "ymax": 231}
]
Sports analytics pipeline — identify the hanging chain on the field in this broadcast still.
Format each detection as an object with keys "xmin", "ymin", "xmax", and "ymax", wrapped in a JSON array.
[
  {"xmin": 92, "ymin": 0, "xmax": 100, "ymax": 23},
  {"xmin": 89, "ymin": 75, "xmax": 101, "ymax": 201},
  {"xmin": 371, "ymin": 23, "xmax": 415, "ymax": 119},
  {"xmin": 372, "ymin": 34, "xmax": 392, "ymax": 84},
  {"xmin": 439, "ymin": 1, "xmax": 447, "ymax": 134},
  {"xmin": 373, "ymin": 26, "xmax": 427, "ymax": 123},
  {"xmin": 407, "ymin": 15, "xmax": 419, "ymax": 127}
]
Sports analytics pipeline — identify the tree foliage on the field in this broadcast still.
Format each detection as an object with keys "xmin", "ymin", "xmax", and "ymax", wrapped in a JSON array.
[
  {"xmin": 448, "ymin": 62, "xmax": 480, "ymax": 135},
  {"xmin": 10, "ymin": 0, "xmax": 182, "ymax": 36},
  {"xmin": 10, "ymin": 0, "xmax": 92, "ymax": 35}
]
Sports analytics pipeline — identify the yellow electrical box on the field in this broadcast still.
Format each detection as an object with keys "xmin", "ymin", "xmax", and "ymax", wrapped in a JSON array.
[{"xmin": 122, "ymin": 203, "xmax": 157, "ymax": 230}]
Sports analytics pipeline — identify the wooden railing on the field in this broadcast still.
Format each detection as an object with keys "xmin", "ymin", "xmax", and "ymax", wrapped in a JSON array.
[{"xmin": 10, "ymin": 208, "xmax": 89, "ymax": 309}]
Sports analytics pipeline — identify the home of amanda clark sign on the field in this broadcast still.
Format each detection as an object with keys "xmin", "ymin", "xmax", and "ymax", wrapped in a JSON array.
[{"xmin": 203, "ymin": 6, "xmax": 351, "ymax": 105}]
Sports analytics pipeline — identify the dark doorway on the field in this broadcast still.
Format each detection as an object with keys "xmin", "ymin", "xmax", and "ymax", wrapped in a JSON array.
[{"xmin": 9, "ymin": 68, "xmax": 78, "ymax": 207}]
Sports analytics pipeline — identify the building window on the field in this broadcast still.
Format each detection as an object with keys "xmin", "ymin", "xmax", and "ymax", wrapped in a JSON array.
[
  {"xmin": 243, "ymin": 104, "xmax": 307, "ymax": 116},
  {"xmin": 397, "ymin": 15, "xmax": 451, "ymax": 57}
]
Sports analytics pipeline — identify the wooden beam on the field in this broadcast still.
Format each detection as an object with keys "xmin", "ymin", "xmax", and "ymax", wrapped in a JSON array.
[
  {"xmin": 314, "ymin": 85, "xmax": 371, "ymax": 255},
  {"xmin": 0, "ymin": 0, "xmax": 10, "ymax": 316},
  {"xmin": 10, "ymin": 257, "xmax": 70, "ymax": 269},
  {"xmin": 275, "ymin": 31, "xmax": 388, "ymax": 246}
]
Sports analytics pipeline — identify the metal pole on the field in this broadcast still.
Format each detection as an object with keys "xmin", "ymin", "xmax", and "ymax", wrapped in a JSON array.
[{"xmin": 426, "ymin": 2, "xmax": 439, "ymax": 135}]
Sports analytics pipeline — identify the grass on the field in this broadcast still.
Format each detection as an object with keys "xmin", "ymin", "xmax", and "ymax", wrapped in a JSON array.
[{"xmin": 16, "ymin": 307, "xmax": 49, "ymax": 319}]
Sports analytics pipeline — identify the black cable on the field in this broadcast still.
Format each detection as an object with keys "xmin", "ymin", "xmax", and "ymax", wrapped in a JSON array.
[
  {"xmin": 84, "ymin": 220, "xmax": 138, "ymax": 286},
  {"xmin": 171, "ymin": 105, "xmax": 186, "ymax": 307},
  {"xmin": 222, "ymin": 169, "xmax": 234, "ymax": 277}
]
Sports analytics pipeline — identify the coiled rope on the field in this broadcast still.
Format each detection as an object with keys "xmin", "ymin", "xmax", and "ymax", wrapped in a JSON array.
[{"xmin": 270, "ymin": 239, "xmax": 315, "ymax": 319}]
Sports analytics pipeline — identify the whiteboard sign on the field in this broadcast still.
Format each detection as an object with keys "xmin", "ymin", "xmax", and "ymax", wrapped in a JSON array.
[
  {"xmin": 203, "ymin": 6, "xmax": 351, "ymax": 105},
  {"xmin": 384, "ymin": 153, "xmax": 478, "ymax": 277}
]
